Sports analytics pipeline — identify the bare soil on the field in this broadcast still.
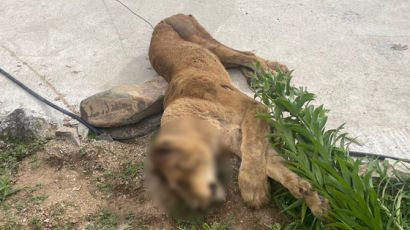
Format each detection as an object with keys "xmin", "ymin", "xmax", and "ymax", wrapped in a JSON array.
[{"xmin": 0, "ymin": 133, "xmax": 288, "ymax": 229}]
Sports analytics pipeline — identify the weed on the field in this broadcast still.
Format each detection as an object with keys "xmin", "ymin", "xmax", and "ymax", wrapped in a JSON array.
[
  {"xmin": 1, "ymin": 203, "xmax": 12, "ymax": 211},
  {"xmin": 88, "ymin": 131, "xmax": 98, "ymax": 140},
  {"xmin": 179, "ymin": 222, "xmax": 229, "ymax": 230},
  {"xmin": 50, "ymin": 202, "xmax": 67, "ymax": 216},
  {"xmin": 179, "ymin": 215, "xmax": 233, "ymax": 230},
  {"xmin": 0, "ymin": 135, "xmax": 50, "ymax": 202},
  {"xmin": 0, "ymin": 175, "xmax": 20, "ymax": 202},
  {"xmin": 96, "ymin": 165, "xmax": 105, "ymax": 172},
  {"xmin": 15, "ymin": 202, "xmax": 26, "ymax": 211},
  {"xmin": 1, "ymin": 212, "xmax": 21, "ymax": 230},
  {"xmin": 29, "ymin": 218, "xmax": 42, "ymax": 230},
  {"xmin": 125, "ymin": 211, "xmax": 135, "ymax": 224},
  {"xmin": 32, "ymin": 135, "xmax": 51, "ymax": 149},
  {"xmin": 55, "ymin": 225, "xmax": 75, "ymax": 230},
  {"xmin": 1, "ymin": 220, "xmax": 21, "ymax": 230},
  {"xmin": 120, "ymin": 161, "xmax": 144, "ymax": 180},
  {"xmin": 30, "ymin": 156, "xmax": 44, "ymax": 169},
  {"xmin": 96, "ymin": 181, "xmax": 113, "ymax": 192},
  {"xmin": 103, "ymin": 170, "xmax": 115, "ymax": 179},
  {"xmin": 265, "ymin": 223, "xmax": 281, "ymax": 230},
  {"xmin": 136, "ymin": 216, "xmax": 148, "ymax": 227},
  {"xmin": 96, "ymin": 174, "xmax": 113, "ymax": 194},
  {"xmin": 86, "ymin": 209, "xmax": 118, "ymax": 230},
  {"xmin": 201, "ymin": 222, "xmax": 227, "ymax": 230},
  {"xmin": 28, "ymin": 194, "xmax": 48, "ymax": 205}
]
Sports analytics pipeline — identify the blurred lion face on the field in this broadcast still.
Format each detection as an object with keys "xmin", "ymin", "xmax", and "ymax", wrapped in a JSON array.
[{"xmin": 150, "ymin": 135, "xmax": 225, "ymax": 209}]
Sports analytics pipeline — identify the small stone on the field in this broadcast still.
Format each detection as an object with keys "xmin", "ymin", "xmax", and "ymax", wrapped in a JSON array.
[
  {"xmin": 118, "ymin": 224, "xmax": 132, "ymax": 230},
  {"xmin": 63, "ymin": 117, "xmax": 79, "ymax": 127},
  {"xmin": 77, "ymin": 123, "xmax": 89, "ymax": 139},
  {"xmin": 55, "ymin": 127, "xmax": 81, "ymax": 146},
  {"xmin": 391, "ymin": 44, "xmax": 408, "ymax": 51},
  {"xmin": 96, "ymin": 133, "xmax": 114, "ymax": 141}
]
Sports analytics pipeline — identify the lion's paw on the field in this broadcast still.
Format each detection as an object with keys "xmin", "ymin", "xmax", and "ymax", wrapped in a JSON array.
[
  {"xmin": 238, "ymin": 173, "xmax": 270, "ymax": 208},
  {"xmin": 265, "ymin": 60, "xmax": 289, "ymax": 73},
  {"xmin": 309, "ymin": 194, "xmax": 330, "ymax": 219},
  {"xmin": 292, "ymin": 179, "xmax": 330, "ymax": 219},
  {"xmin": 287, "ymin": 178, "xmax": 311, "ymax": 199}
]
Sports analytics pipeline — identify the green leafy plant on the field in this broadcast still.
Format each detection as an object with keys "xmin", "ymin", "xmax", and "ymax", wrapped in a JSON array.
[
  {"xmin": 0, "ymin": 175, "xmax": 20, "ymax": 202},
  {"xmin": 265, "ymin": 223, "xmax": 282, "ymax": 230},
  {"xmin": 250, "ymin": 64, "xmax": 409, "ymax": 230}
]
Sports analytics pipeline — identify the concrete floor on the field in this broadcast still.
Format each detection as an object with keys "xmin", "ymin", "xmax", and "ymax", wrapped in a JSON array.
[{"xmin": 1, "ymin": 0, "xmax": 409, "ymax": 159}]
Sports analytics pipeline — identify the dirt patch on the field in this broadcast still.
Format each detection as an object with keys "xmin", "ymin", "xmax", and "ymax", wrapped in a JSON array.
[{"xmin": 0, "ymin": 133, "xmax": 288, "ymax": 229}]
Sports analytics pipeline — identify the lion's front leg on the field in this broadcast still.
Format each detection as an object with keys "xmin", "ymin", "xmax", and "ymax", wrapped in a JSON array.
[
  {"xmin": 266, "ymin": 148, "xmax": 329, "ymax": 218},
  {"xmin": 238, "ymin": 102, "xmax": 270, "ymax": 208}
]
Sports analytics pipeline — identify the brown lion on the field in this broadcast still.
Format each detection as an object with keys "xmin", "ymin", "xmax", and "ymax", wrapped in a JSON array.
[{"xmin": 148, "ymin": 14, "xmax": 328, "ymax": 217}]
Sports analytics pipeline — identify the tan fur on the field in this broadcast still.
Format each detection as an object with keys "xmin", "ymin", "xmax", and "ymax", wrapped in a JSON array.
[{"xmin": 149, "ymin": 14, "xmax": 328, "ymax": 217}]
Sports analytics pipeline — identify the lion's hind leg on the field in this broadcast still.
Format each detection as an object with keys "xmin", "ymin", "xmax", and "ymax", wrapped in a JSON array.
[{"xmin": 163, "ymin": 14, "xmax": 288, "ymax": 83}]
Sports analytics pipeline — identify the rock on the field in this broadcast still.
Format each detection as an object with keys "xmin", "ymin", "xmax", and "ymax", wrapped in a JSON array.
[
  {"xmin": 80, "ymin": 77, "xmax": 167, "ymax": 128},
  {"xmin": 391, "ymin": 44, "xmax": 408, "ymax": 51},
  {"xmin": 63, "ymin": 117, "xmax": 79, "ymax": 127},
  {"xmin": 55, "ymin": 127, "xmax": 81, "ymax": 146},
  {"xmin": 118, "ymin": 224, "xmax": 132, "ymax": 230},
  {"xmin": 77, "ymin": 123, "xmax": 90, "ymax": 139},
  {"xmin": 96, "ymin": 133, "xmax": 114, "ymax": 142},
  {"xmin": 101, "ymin": 113, "xmax": 161, "ymax": 139},
  {"xmin": 0, "ymin": 108, "xmax": 51, "ymax": 140}
]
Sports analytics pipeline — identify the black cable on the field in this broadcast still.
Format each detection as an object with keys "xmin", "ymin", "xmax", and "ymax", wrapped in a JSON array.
[
  {"xmin": 112, "ymin": 0, "xmax": 154, "ymax": 29},
  {"xmin": 349, "ymin": 151, "xmax": 410, "ymax": 163},
  {"xmin": 0, "ymin": 68, "xmax": 158, "ymax": 141}
]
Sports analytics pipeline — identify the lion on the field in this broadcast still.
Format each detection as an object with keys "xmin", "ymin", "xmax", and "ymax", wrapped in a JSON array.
[{"xmin": 148, "ymin": 14, "xmax": 328, "ymax": 217}]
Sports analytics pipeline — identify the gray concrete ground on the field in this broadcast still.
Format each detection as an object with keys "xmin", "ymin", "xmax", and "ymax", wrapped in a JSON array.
[{"xmin": 1, "ymin": 0, "xmax": 409, "ymax": 159}]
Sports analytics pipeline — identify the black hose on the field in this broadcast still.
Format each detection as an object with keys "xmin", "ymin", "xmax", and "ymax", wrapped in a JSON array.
[{"xmin": 349, "ymin": 151, "xmax": 409, "ymax": 163}]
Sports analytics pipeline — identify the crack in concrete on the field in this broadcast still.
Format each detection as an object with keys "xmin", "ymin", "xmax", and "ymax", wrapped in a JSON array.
[
  {"xmin": 101, "ymin": 0, "xmax": 127, "ymax": 57},
  {"xmin": 1, "ymin": 45, "xmax": 77, "ymax": 113}
]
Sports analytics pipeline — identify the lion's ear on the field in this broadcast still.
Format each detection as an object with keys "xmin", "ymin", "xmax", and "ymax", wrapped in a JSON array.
[
  {"xmin": 152, "ymin": 140, "xmax": 174, "ymax": 156},
  {"xmin": 151, "ymin": 140, "xmax": 177, "ymax": 167},
  {"xmin": 150, "ymin": 139, "xmax": 178, "ymax": 181}
]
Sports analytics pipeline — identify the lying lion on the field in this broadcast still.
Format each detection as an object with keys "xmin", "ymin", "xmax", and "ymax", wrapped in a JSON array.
[{"xmin": 148, "ymin": 14, "xmax": 328, "ymax": 217}]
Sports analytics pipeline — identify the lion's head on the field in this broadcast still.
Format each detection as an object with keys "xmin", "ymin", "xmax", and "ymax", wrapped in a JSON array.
[{"xmin": 150, "ymin": 134, "xmax": 225, "ymax": 209}]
